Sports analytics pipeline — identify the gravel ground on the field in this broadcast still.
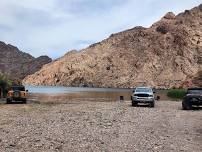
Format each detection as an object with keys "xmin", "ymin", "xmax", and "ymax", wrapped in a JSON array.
[{"xmin": 0, "ymin": 100, "xmax": 201, "ymax": 152}]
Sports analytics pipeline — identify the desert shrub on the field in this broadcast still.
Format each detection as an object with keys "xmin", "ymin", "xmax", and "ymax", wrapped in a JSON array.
[
  {"xmin": 0, "ymin": 74, "xmax": 12, "ymax": 97},
  {"xmin": 167, "ymin": 89, "xmax": 186, "ymax": 99}
]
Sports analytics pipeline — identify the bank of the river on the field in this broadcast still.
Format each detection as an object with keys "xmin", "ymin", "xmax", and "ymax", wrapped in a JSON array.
[{"xmin": 0, "ymin": 100, "xmax": 201, "ymax": 152}]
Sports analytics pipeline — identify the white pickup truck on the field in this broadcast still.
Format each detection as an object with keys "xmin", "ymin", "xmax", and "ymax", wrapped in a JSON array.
[{"xmin": 131, "ymin": 87, "xmax": 155, "ymax": 107}]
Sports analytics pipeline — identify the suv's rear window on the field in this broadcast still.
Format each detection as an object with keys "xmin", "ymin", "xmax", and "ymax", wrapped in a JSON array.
[
  {"xmin": 12, "ymin": 86, "xmax": 25, "ymax": 91},
  {"xmin": 187, "ymin": 90, "xmax": 202, "ymax": 94}
]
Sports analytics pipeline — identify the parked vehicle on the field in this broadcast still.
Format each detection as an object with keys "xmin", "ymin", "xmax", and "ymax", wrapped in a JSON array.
[
  {"xmin": 182, "ymin": 88, "xmax": 202, "ymax": 110},
  {"xmin": 131, "ymin": 87, "xmax": 155, "ymax": 107},
  {"xmin": 6, "ymin": 86, "xmax": 28, "ymax": 104}
]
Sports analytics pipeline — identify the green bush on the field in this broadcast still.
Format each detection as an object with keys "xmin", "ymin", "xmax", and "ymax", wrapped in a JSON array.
[
  {"xmin": 0, "ymin": 74, "xmax": 12, "ymax": 97},
  {"xmin": 167, "ymin": 89, "xmax": 186, "ymax": 99}
]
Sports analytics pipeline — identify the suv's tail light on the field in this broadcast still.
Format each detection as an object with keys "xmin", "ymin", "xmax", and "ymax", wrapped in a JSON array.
[{"xmin": 9, "ymin": 92, "xmax": 13, "ymax": 96}]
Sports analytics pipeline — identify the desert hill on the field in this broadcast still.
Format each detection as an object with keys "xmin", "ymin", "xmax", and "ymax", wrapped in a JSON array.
[
  {"xmin": 0, "ymin": 41, "xmax": 52, "ymax": 80},
  {"xmin": 23, "ymin": 4, "xmax": 202, "ymax": 88}
]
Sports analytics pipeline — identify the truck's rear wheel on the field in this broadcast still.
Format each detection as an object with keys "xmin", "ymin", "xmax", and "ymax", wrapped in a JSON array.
[
  {"xmin": 23, "ymin": 99, "xmax": 27, "ymax": 104},
  {"xmin": 6, "ymin": 98, "xmax": 12, "ymax": 104},
  {"xmin": 182, "ymin": 101, "xmax": 192, "ymax": 110},
  {"xmin": 149, "ymin": 102, "xmax": 155, "ymax": 108},
  {"xmin": 132, "ymin": 101, "xmax": 138, "ymax": 107}
]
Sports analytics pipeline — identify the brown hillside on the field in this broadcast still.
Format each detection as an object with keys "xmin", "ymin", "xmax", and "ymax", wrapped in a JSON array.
[
  {"xmin": 23, "ymin": 4, "xmax": 202, "ymax": 88},
  {"xmin": 0, "ymin": 41, "xmax": 52, "ymax": 80}
]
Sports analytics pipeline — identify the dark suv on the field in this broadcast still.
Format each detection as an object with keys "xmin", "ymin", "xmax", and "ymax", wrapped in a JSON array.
[{"xmin": 182, "ymin": 88, "xmax": 202, "ymax": 110}]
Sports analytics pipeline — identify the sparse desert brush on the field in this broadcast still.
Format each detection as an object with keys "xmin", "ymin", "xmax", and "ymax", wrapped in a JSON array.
[
  {"xmin": 0, "ymin": 74, "xmax": 12, "ymax": 97},
  {"xmin": 167, "ymin": 89, "xmax": 186, "ymax": 99}
]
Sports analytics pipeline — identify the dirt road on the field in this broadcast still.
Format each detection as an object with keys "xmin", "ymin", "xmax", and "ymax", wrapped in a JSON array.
[{"xmin": 0, "ymin": 101, "xmax": 201, "ymax": 152}]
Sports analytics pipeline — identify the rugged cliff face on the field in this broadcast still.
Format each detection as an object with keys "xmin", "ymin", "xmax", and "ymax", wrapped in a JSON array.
[
  {"xmin": 23, "ymin": 4, "xmax": 202, "ymax": 88},
  {"xmin": 182, "ymin": 71, "xmax": 202, "ymax": 87},
  {"xmin": 0, "ymin": 41, "xmax": 52, "ymax": 80}
]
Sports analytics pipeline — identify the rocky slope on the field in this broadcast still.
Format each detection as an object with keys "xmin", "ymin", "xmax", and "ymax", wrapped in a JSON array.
[
  {"xmin": 182, "ymin": 71, "xmax": 202, "ymax": 87},
  {"xmin": 23, "ymin": 4, "xmax": 202, "ymax": 88},
  {"xmin": 0, "ymin": 41, "xmax": 52, "ymax": 80}
]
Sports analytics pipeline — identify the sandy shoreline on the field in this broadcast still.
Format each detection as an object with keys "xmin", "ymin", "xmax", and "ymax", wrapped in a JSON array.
[{"xmin": 0, "ymin": 100, "xmax": 201, "ymax": 152}]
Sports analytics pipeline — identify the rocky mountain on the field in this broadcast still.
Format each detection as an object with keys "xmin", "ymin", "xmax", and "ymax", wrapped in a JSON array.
[
  {"xmin": 23, "ymin": 4, "xmax": 202, "ymax": 88},
  {"xmin": 0, "ymin": 41, "xmax": 52, "ymax": 80},
  {"xmin": 182, "ymin": 71, "xmax": 202, "ymax": 87}
]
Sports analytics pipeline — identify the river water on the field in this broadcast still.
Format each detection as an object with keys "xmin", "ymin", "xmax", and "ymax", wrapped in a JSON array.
[{"xmin": 25, "ymin": 86, "xmax": 169, "ymax": 103}]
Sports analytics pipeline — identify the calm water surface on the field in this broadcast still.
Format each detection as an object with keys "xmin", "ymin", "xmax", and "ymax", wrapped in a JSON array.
[
  {"xmin": 26, "ymin": 85, "xmax": 132, "ymax": 94},
  {"xmin": 26, "ymin": 86, "xmax": 133, "ymax": 103},
  {"xmin": 25, "ymin": 86, "xmax": 169, "ymax": 103}
]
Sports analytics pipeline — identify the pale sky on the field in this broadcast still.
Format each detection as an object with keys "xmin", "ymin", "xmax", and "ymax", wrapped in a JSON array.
[{"xmin": 0, "ymin": 0, "xmax": 201, "ymax": 59}]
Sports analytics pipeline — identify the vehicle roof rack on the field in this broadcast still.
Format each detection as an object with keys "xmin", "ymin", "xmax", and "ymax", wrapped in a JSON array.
[{"xmin": 188, "ymin": 88, "xmax": 202, "ymax": 90}]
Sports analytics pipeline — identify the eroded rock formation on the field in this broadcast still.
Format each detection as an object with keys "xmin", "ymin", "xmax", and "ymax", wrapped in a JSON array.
[{"xmin": 23, "ymin": 4, "xmax": 202, "ymax": 88}]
